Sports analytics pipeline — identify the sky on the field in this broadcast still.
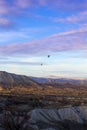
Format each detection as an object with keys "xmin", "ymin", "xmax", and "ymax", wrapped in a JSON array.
[{"xmin": 0, "ymin": 0, "xmax": 87, "ymax": 78}]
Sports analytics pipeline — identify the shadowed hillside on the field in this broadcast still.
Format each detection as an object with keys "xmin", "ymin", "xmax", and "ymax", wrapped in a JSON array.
[
  {"xmin": 0, "ymin": 71, "xmax": 87, "ymax": 98},
  {"xmin": 0, "ymin": 71, "xmax": 39, "ymax": 88},
  {"xmin": 30, "ymin": 77, "xmax": 87, "ymax": 86}
]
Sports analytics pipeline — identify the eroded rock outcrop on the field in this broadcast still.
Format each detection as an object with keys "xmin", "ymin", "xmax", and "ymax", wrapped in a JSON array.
[
  {"xmin": 2, "ymin": 106, "xmax": 87, "ymax": 130},
  {"xmin": 29, "ymin": 106, "xmax": 87, "ymax": 130}
]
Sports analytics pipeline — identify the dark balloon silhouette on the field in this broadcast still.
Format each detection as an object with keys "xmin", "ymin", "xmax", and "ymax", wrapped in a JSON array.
[
  {"xmin": 48, "ymin": 55, "xmax": 50, "ymax": 58},
  {"xmin": 40, "ymin": 55, "xmax": 50, "ymax": 66}
]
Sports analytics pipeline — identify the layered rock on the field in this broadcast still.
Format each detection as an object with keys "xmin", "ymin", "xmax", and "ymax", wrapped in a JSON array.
[
  {"xmin": 1, "ymin": 106, "xmax": 87, "ymax": 130},
  {"xmin": 29, "ymin": 106, "xmax": 87, "ymax": 130}
]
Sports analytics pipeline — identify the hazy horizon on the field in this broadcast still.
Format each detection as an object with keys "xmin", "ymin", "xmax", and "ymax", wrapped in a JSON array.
[{"xmin": 0, "ymin": 0, "xmax": 87, "ymax": 78}]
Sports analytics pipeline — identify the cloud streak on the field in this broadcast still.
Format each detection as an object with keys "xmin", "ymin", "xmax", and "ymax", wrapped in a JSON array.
[
  {"xmin": 0, "ymin": 27, "xmax": 87, "ymax": 56},
  {"xmin": 53, "ymin": 11, "xmax": 87, "ymax": 24},
  {"xmin": 1, "ymin": 0, "xmax": 87, "ymax": 17},
  {"xmin": 0, "ymin": 61, "xmax": 41, "ymax": 65},
  {"xmin": 14, "ymin": 0, "xmax": 87, "ymax": 11},
  {"xmin": 0, "ymin": 0, "xmax": 87, "ymax": 29},
  {"xmin": 0, "ymin": 17, "xmax": 14, "ymax": 28}
]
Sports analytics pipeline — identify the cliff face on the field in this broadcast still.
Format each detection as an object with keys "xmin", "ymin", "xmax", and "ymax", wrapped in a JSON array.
[
  {"xmin": 2, "ymin": 106, "xmax": 87, "ymax": 130},
  {"xmin": 0, "ymin": 71, "xmax": 39, "ymax": 88},
  {"xmin": 29, "ymin": 106, "xmax": 87, "ymax": 130}
]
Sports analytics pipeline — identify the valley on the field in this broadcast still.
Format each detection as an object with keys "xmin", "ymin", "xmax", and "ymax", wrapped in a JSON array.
[{"xmin": 0, "ymin": 71, "xmax": 87, "ymax": 130}]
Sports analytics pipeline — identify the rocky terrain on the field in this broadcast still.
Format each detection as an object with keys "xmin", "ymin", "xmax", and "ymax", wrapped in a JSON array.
[
  {"xmin": 0, "ymin": 71, "xmax": 87, "ymax": 90},
  {"xmin": 0, "ymin": 71, "xmax": 87, "ymax": 129},
  {"xmin": 29, "ymin": 106, "xmax": 87, "ymax": 130},
  {"xmin": 0, "ymin": 106, "xmax": 87, "ymax": 130}
]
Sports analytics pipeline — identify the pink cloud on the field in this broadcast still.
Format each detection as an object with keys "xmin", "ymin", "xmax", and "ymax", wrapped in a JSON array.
[
  {"xmin": 0, "ymin": 0, "xmax": 14, "ymax": 28},
  {"xmin": 0, "ymin": 27, "xmax": 87, "ymax": 56},
  {"xmin": 0, "ymin": 18, "xmax": 13, "ymax": 27},
  {"xmin": 37, "ymin": 0, "xmax": 87, "ymax": 11},
  {"xmin": 12, "ymin": 0, "xmax": 87, "ymax": 11},
  {"xmin": 0, "ymin": 0, "xmax": 10, "ymax": 15},
  {"xmin": 0, "ymin": 0, "xmax": 87, "ymax": 28},
  {"xmin": 14, "ymin": 0, "xmax": 35, "ymax": 8},
  {"xmin": 53, "ymin": 11, "xmax": 87, "ymax": 23},
  {"xmin": 0, "ymin": 0, "xmax": 87, "ymax": 17}
]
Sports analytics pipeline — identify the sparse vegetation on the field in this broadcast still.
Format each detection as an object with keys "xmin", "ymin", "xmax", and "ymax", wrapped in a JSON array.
[{"xmin": 0, "ymin": 71, "xmax": 87, "ymax": 130}]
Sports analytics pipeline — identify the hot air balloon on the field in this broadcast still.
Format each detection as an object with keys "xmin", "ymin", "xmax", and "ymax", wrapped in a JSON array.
[{"xmin": 48, "ymin": 55, "xmax": 50, "ymax": 58}]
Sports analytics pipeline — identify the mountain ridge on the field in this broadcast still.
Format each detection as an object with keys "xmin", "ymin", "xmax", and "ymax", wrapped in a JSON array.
[
  {"xmin": 30, "ymin": 76, "xmax": 87, "ymax": 85},
  {"xmin": 0, "ymin": 71, "xmax": 39, "ymax": 88},
  {"xmin": 0, "ymin": 71, "xmax": 87, "ymax": 89}
]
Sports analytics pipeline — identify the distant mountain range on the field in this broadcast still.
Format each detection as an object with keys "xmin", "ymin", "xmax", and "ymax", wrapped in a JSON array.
[
  {"xmin": 0, "ymin": 71, "xmax": 87, "ymax": 88},
  {"xmin": 30, "ymin": 76, "xmax": 87, "ymax": 85}
]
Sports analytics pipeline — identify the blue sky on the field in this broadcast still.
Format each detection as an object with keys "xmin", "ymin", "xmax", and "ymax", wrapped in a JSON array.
[{"xmin": 0, "ymin": 0, "xmax": 87, "ymax": 78}]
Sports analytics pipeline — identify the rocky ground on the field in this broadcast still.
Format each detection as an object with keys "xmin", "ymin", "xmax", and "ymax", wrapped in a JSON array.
[{"xmin": 0, "ymin": 106, "xmax": 87, "ymax": 130}]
